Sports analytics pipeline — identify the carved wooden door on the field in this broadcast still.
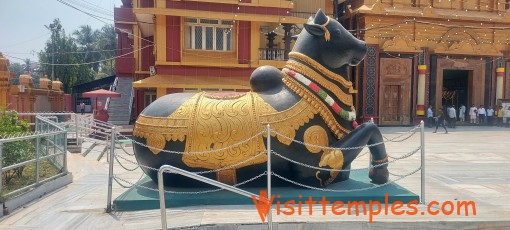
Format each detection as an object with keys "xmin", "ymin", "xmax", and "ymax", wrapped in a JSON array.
[
  {"xmin": 379, "ymin": 58, "xmax": 412, "ymax": 125},
  {"xmin": 381, "ymin": 85, "xmax": 401, "ymax": 125}
]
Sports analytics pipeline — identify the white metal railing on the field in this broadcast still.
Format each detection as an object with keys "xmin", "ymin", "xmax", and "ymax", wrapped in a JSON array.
[
  {"xmin": 107, "ymin": 121, "xmax": 425, "ymax": 229},
  {"xmin": 105, "ymin": 77, "xmax": 119, "ymax": 111},
  {"xmin": 128, "ymin": 87, "xmax": 134, "ymax": 122},
  {"xmin": 0, "ymin": 115, "xmax": 68, "ymax": 197}
]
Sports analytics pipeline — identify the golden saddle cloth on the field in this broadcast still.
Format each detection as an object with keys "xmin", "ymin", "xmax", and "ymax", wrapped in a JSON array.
[
  {"xmin": 134, "ymin": 91, "xmax": 350, "ymax": 184},
  {"xmin": 133, "ymin": 92, "xmax": 318, "ymax": 183}
]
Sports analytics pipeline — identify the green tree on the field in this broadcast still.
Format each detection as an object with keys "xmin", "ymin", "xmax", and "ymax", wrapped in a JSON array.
[
  {"xmin": 7, "ymin": 60, "xmax": 41, "ymax": 86},
  {"xmin": 38, "ymin": 19, "xmax": 95, "ymax": 93},
  {"xmin": 73, "ymin": 25, "xmax": 100, "ymax": 73},
  {"xmin": 0, "ymin": 110, "xmax": 35, "ymax": 185},
  {"xmin": 7, "ymin": 62, "xmax": 23, "ymax": 85},
  {"xmin": 96, "ymin": 24, "xmax": 117, "ymax": 77}
]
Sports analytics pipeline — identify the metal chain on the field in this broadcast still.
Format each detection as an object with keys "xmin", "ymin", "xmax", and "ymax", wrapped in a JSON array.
[
  {"xmin": 115, "ymin": 153, "xmax": 159, "ymax": 172},
  {"xmin": 113, "ymin": 151, "xmax": 140, "ymax": 171},
  {"xmin": 112, "ymin": 171, "xmax": 146, "ymax": 188},
  {"xmin": 116, "ymin": 132, "xmax": 132, "ymax": 140},
  {"xmin": 382, "ymin": 126, "xmax": 419, "ymax": 142},
  {"xmin": 112, "ymin": 171, "xmax": 267, "ymax": 194},
  {"xmin": 194, "ymin": 151, "xmax": 266, "ymax": 174},
  {"xmin": 114, "ymin": 150, "xmax": 267, "ymax": 175},
  {"xmin": 115, "ymin": 140, "xmax": 136, "ymax": 156},
  {"xmin": 271, "ymin": 146, "xmax": 420, "ymax": 172},
  {"xmin": 127, "ymin": 130, "xmax": 265, "ymax": 155},
  {"xmin": 271, "ymin": 130, "xmax": 385, "ymax": 151},
  {"xmin": 272, "ymin": 166, "xmax": 421, "ymax": 193},
  {"xmin": 271, "ymin": 124, "xmax": 419, "ymax": 151},
  {"xmin": 356, "ymin": 150, "xmax": 370, "ymax": 159},
  {"xmin": 387, "ymin": 151, "xmax": 418, "ymax": 160}
]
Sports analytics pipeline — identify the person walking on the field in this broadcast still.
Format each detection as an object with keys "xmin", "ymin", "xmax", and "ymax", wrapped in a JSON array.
[
  {"xmin": 427, "ymin": 105, "xmax": 434, "ymax": 128},
  {"xmin": 433, "ymin": 106, "xmax": 448, "ymax": 134},
  {"xmin": 446, "ymin": 105, "xmax": 452, "ymax": 127},
  {"xmin": 478, "ymin": 105, "xmax": 486, "ymax": 126},
  {"xmin": 469, "ymin": 104, "xmax": 478, "ymax": 124},
  {"xmin": 505, "ymin": 107, "xmax": 510, "ymax": 128},
  {"xmin": 80, "ymin": 102, "xmax": 85, "ymax": 115},
  {"xmin": 497, "ymin": 105, "xmax": 504, "ymax": 127},
  {"xmin": 448, "ymin": 104, "xmax": 457, "ymax": 128},
  {"xmin": 459, "ymin": 104, "xmax": 466, "ymax": 123},
  {"xmin": 486, "ymin": 106, "xmax": 494, "ymax": 126}
]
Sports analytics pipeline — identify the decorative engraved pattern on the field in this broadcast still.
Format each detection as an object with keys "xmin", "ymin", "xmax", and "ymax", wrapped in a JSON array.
[
  {"xmin": 303, "ymin": 126, "xmax": 329, "ymax": 153},
  {"xmin": 366, "ymin": 46, "xmax": 377, "ymax": 115},
  {"xmin": 316, "ymin": 149, "xmax": 344, "ymax": 187},
  {"xmin": 146, "ymin": 134, "xmax": 166, "ymax": 155},
  {"xmin": 181, "ymin": 92, "xmax": 267, "ymax": 170},
  {"xmin": 258, "ymin": 98, "xmax": 318, "ymax": 145},
  {"xmin": 286, "ymin": 60, "xmax": 355, "ymax": 107},
  {"xmin": 133, "ymin": 94, "xmax": 200, "ymax": 153},
  {"xmin": 385, "ymin": 63, "xmax": 408, "ymax": 75}
]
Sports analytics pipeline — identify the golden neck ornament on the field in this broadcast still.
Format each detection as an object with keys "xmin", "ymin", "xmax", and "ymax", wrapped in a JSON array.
[{"xmin": 288, "ymin": 52, "xmax": 357, "ymax": 93}]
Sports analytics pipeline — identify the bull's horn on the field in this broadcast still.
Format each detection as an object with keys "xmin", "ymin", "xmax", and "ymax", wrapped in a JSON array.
[
  {"xmin": 313, "ymin": 9, "xmax": 329, "ymax": 25},
  {"xmin": 304, "ymin": 9, "xmax": 331, "ymax": 42}
]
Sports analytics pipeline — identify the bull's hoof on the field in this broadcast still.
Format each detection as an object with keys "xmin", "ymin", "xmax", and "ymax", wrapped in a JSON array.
[{"xmin": 369, "ymin": 166, "xmax": 389, "ymax": 184}]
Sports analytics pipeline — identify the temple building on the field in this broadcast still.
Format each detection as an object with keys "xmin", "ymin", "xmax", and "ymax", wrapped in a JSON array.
[
  {"xmin": 114, "ymin": 0, "xmax": 333, "ymax": 117},
  {"xmin": 115, "ymin": 0, "xmax": 510, "ymax": 125},
  {"xmin": 340, "ymin": 0, "xmax": 510, "ymax": 125}
]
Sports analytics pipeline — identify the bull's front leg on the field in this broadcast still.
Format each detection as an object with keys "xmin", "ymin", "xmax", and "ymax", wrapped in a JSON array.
[{"xmin": 331, "ymin": 122, "xmax": 389, "ymax": 184}]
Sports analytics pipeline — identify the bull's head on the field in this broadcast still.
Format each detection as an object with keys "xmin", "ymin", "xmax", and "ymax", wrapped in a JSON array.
[{"xmin": 293, "ymin": 9, "xmax": 367, "ymax": 70}]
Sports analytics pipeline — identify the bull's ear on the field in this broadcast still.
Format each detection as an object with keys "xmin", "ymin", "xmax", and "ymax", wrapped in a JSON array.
[{"xmin": 304, "ymin": 23, "xmax": 325, "ymax": 37}]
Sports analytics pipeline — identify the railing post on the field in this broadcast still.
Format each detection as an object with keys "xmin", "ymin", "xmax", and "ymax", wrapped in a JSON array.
[
  {"xmin": 63, "ymin": 132, "xmax": 68, "ymax": 173},
  {"xmin": 75, "ymin": 114, "xmax": 79, "ymax": 145},
  {"xmin": 53, "ymin": 134, "xmax": 57, "ymax": 156},
  {"xmin": 105, "ymin": 132, "xmax": 109, "ymax": 163},
  {"xmin": 420, "ymin": 120, "xmax": 425, "ymax": 204},
  {"xmin": 266, "ymin": 124, "xmax": 272, "ymax": 230},
  {"xmin": 369, "ymin": 117, "xmax": 374, "ymax": 167},
  {"xmin": 0, "ymin": 143, "xmax": 3, "ymax": 193},
  {"xmin": 36, "ymin": 135, "xmax": 41, "ymax": 185},
  {"xmin": 106, "ymin": 126, "xmax": 116, "ymax": 213},
  {"xmin": 158, "ymin": 167, "xmax": 168, "ymax": 230}
]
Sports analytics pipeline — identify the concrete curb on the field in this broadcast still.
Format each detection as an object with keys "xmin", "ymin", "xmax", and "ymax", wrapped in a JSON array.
[{"xmin": 2, "ymin": 173, "xmax": 73, "ymax": 217}]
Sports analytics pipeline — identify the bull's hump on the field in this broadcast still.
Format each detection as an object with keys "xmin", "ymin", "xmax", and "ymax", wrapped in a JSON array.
[
  {"xmin": 250, "ymin": 66, "xmax": 284, "ymax": 93},
  {"xmin": 141, "ymin": 93, "xmax": 195, "ymax": 117}
]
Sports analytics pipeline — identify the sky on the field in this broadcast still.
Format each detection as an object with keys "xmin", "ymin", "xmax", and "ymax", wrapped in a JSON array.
[{"xmin": 0, "ymin": 0, "xmax": 123, "ymax": 64}]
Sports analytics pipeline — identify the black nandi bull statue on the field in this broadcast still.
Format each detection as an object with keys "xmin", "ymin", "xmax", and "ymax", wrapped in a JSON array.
[{"xmin": 133, "ymin": 9, "xmax": 389, "ymax": 188}]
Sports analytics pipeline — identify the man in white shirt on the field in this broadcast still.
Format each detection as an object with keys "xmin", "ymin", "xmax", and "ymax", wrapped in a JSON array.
[
  {"xmin": 448, "ymin": 105, "xmax": 456, "ymax": 128},
  {"xmin": 486, "ymin": 106, "xmax": 494, "ymax": 126},
  {"xmin": 427, "ymin": 105, "xmax": 434, "ymax": 128},
  {"xmin": 478, "ymin": 105, "xmax": 486, "ymax": 126},
  {"xmin": 469, "ymin": 104, "xmax": 477, "ymax": 124},
  {"xmin": 459, "ymin": 104, "xmax": 466, "ymax": 122}
]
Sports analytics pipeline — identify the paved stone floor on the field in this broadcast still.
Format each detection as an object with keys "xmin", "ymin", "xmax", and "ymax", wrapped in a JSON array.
[{"xmin": 0, "ymin": 125, "xmax": 509, "ymax": 229}]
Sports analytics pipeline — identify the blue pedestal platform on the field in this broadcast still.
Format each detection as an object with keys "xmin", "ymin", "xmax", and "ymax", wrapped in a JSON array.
[{"xmin": 114, "ymin": 170, "xmax": 419, "ymax": 211}]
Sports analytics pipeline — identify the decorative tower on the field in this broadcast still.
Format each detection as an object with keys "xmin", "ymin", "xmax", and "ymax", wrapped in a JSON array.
[{"xmin": 0, "ymin": 53, "xmax": 11, "ymax": 109}]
